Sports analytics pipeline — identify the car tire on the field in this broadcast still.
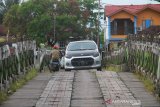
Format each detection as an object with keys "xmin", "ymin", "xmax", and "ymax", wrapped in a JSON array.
[
  {"xmin": 56, "ymin": 67, "xmax": 59, "ymax": 71},
  {"xmin": 97, "ymin": 67, "xmax": 102, "ymax": 71},
  {"xmin": 61, "ymin": 66, "xmax": 64, "ymax": 69}
]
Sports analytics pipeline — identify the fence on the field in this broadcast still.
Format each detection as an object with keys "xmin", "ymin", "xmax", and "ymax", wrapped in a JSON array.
[
  {"xmin": 127, "ymin": 32, "xmax": 160, "ymax": 95},
  {"xmin": 127, "ymin": 30, "xmax": 160, "ymax": 78},
  {"xmin": 0, "ymin": 40, "xmax": 37, "ymax": 91},
  {"xmin": 105, "ymin": 26, "xmax": 160, "ymax": 96},
  {"xmin": 128, "ymin": 32, "xmax": 160, "ymax": 96},
  {"xmin": 104, "ymin": 48, "xmax": 127, "ymax": 65}
]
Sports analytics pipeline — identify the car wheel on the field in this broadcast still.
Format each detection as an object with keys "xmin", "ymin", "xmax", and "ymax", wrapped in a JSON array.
[
  {"xmin": 56, "ymin": 67, "xmax": 59, "ymax": 71},
  {"xmin": 61, "ymin": 66, "xmax": 64, "ymax": 69},
  {"xmin": 97, "ymin": 67, "xmax": 102, "ymax": 71}
]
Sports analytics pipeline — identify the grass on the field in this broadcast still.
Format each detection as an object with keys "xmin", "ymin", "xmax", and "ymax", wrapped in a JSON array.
[
  {"xmin": 105, "ymin": 64, "xmax": 122, "ymax": 72},
  {"xmin": 0, "ymin": 92, "xmax": 7, "ymax": 104},
  {"xmin": 105, "ymin": 64, "xmax": 154, "ymax": 93},
  {"xmin": 134, "ymin": 72, "xmax": 154, "ymax": 93},
  {"xmin": 0, "ymin": 38, "xmax": 6, "ymax": 43},
  {"xmin": 0, "ymin": 68, "xmax": 38, "ymax": 104}
]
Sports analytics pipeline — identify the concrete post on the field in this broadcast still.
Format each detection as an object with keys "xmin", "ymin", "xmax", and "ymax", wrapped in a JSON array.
[
  {"xmin": 157, "ymin": 55, "xmax": 160, "ymax": 79},
  {"xmin": 134, "ymin": 16, "xmax": 137, "ymax": 34}
]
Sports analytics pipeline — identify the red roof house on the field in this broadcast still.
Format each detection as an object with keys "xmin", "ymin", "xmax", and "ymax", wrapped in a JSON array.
[{"xmin": 104, "ymin": 4, "xmax": 160, "ymax": 50}]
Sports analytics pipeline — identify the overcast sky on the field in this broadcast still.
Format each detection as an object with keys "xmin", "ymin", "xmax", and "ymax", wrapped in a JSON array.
[{"xmin": 101, "ymin": 0, "xmax": 160, "ymax": 5}]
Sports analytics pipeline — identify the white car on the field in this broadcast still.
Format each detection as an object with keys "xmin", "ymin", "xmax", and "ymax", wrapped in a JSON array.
[
  {"xmin": 64, "ymin": 40, "xmax": 102, "ymax": 71},
  {"xmin": 60, "ymin": 56, "xmax": 65, "ymax": 69}
]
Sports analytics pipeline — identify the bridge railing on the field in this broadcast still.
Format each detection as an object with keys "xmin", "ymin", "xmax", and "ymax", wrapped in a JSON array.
[
  {"xmin": 104, "ymin": 26, "xmax": 160, "ymax": 96},
  {"xmin": 127, "ymin": 31, "xmax": 160, "ymax": 96},
  {"xmin": 127, "ymin": 34, "xmax": 160, "ymax": 79},
  {"xmin": 0, "ymin": 40, "xmax": 37, "ymax": 91}
]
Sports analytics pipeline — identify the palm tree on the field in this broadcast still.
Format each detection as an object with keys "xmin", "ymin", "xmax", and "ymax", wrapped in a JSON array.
[{"xmin": 0, "ymin": 0, "xmax": 22, "ymax": 24}]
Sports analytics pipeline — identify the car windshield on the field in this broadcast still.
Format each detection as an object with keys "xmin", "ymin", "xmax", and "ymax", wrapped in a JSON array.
[{"xmin": 67, "ymin": 42, "xmax": 97, "ymax": 51}]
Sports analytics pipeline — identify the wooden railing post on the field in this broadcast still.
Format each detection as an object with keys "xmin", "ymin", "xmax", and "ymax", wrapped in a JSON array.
[{"xmin": 157, "ymin": 55, "xmax": 160, "ymax": 79}]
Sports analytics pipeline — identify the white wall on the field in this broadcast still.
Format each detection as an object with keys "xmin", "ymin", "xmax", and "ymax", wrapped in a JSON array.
[{"xmin": 104, "ymin": 17, "xmax": 110, "ymax": 47}]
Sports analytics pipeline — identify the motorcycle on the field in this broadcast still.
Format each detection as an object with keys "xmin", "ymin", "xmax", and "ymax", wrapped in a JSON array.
[{"xmin": 49, "ymin": 59, "xmax": 60, "ymax": 72}]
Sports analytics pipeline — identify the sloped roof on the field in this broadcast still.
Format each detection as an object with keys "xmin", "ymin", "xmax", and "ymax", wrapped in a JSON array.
[{"xmin": 105, "ymin": 4, "xmax": 160, "ymax": 17}]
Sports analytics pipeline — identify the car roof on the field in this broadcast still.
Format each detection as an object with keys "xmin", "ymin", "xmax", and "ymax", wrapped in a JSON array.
[{"xmin": 69, "ymin": 40, "xmax": 95, "ymax": 44}]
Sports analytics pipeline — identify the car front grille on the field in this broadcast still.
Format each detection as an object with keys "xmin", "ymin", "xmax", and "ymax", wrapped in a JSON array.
[{"xmin": 71, "ymin": 58, "xmax": 94, "ymax": 67}]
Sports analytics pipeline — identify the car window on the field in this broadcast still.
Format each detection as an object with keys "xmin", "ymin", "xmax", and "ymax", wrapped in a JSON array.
[{"xmin": 67, "ymin": 42, "xmax": 97, "ymax": 51}]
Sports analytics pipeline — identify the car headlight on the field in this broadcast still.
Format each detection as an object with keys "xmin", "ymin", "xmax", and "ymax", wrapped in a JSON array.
[
  {"xmin": 93, "ymin": 52, "xmax": 99, "ymax": 57},
  {"xmin": 65, "ymin": 54, "xmax": 72, "ymax": 59}
]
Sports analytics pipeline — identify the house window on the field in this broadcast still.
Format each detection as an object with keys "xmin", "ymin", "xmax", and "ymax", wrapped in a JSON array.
[
  {"xmin": 111, "ymin": 19, "xmax": 134, "ymax": 35},
  {"xmin": 142, "ymin": 19, "xmax": 153, "ymax": 29},
  {"xmin": 111, "ymin": 21, "xmax": 117, "ymax": 35}
]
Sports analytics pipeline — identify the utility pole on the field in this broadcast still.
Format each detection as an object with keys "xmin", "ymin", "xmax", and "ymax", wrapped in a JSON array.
[
  {"xmin": 97, "ymin": 0, "xmax": 100, "ymax": 49},
  {"xmin": 54, "ymin": 14, "xmax": 56, "ymax": 42},
  {"xmin": 53, "ymin": 4, "xmax": 57, "ymax": 43}
]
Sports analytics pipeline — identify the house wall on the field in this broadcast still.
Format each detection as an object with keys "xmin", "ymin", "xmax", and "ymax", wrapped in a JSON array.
[
  {"xmin": 110, "ymin": 11, "xmax": 134, "ymax": 22},
  {"xmin": 104, "ymin": 17, "xmax": 110, "ymax": 47},
  {"xmin": 110, "ymin": 11, "xmax": 134, "ymax": 39},
  {"xmin": 137, "ymin": 8, "xmax": 160, "ymax": 27},
  {"xmin": 111, "ymin": 35, "xmax": 127, "ymax": 39},
  {"xmin": 105, "ymin": 17, "xmax": 109, "ymax": 40}
]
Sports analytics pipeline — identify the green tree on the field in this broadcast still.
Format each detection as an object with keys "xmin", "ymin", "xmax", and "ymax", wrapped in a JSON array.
[
  {"xmin": 27, "ymin": 14, "xmax": 52, "ymax": 43},
  {"xmin": 78, "ymin": 0, "xmax": 99, "ymax": 39},
  {"xmin": 0, "ymin": 0, "xmax": 22, "ymax": 24},
  {"xmin": 3, "ymin": 5, "xmax": 19, "ymax": 35},
  {"xmin": 3, "ymin": 0, "xmax": 99, "ymax": 44},
  {"xmin": 154, "ymin": 0, "xmax": 160, "ymax": 2},
  {"xmin": 3, "ymin": 0, "xmax": 53, "ymax": 43}
]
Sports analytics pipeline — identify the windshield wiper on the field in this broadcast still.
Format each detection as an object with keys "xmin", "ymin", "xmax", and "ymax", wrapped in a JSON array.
[
  {"xmin": 69, "ymin": 48, "xmax": 94, "ymax": 51},
  {"xmin": 80, "ymin": 48, "xmax": 95, "ymax": 50},
  {"xmin": 69, "ymin": 49, "xmax": 87, "ymax": 51}
]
